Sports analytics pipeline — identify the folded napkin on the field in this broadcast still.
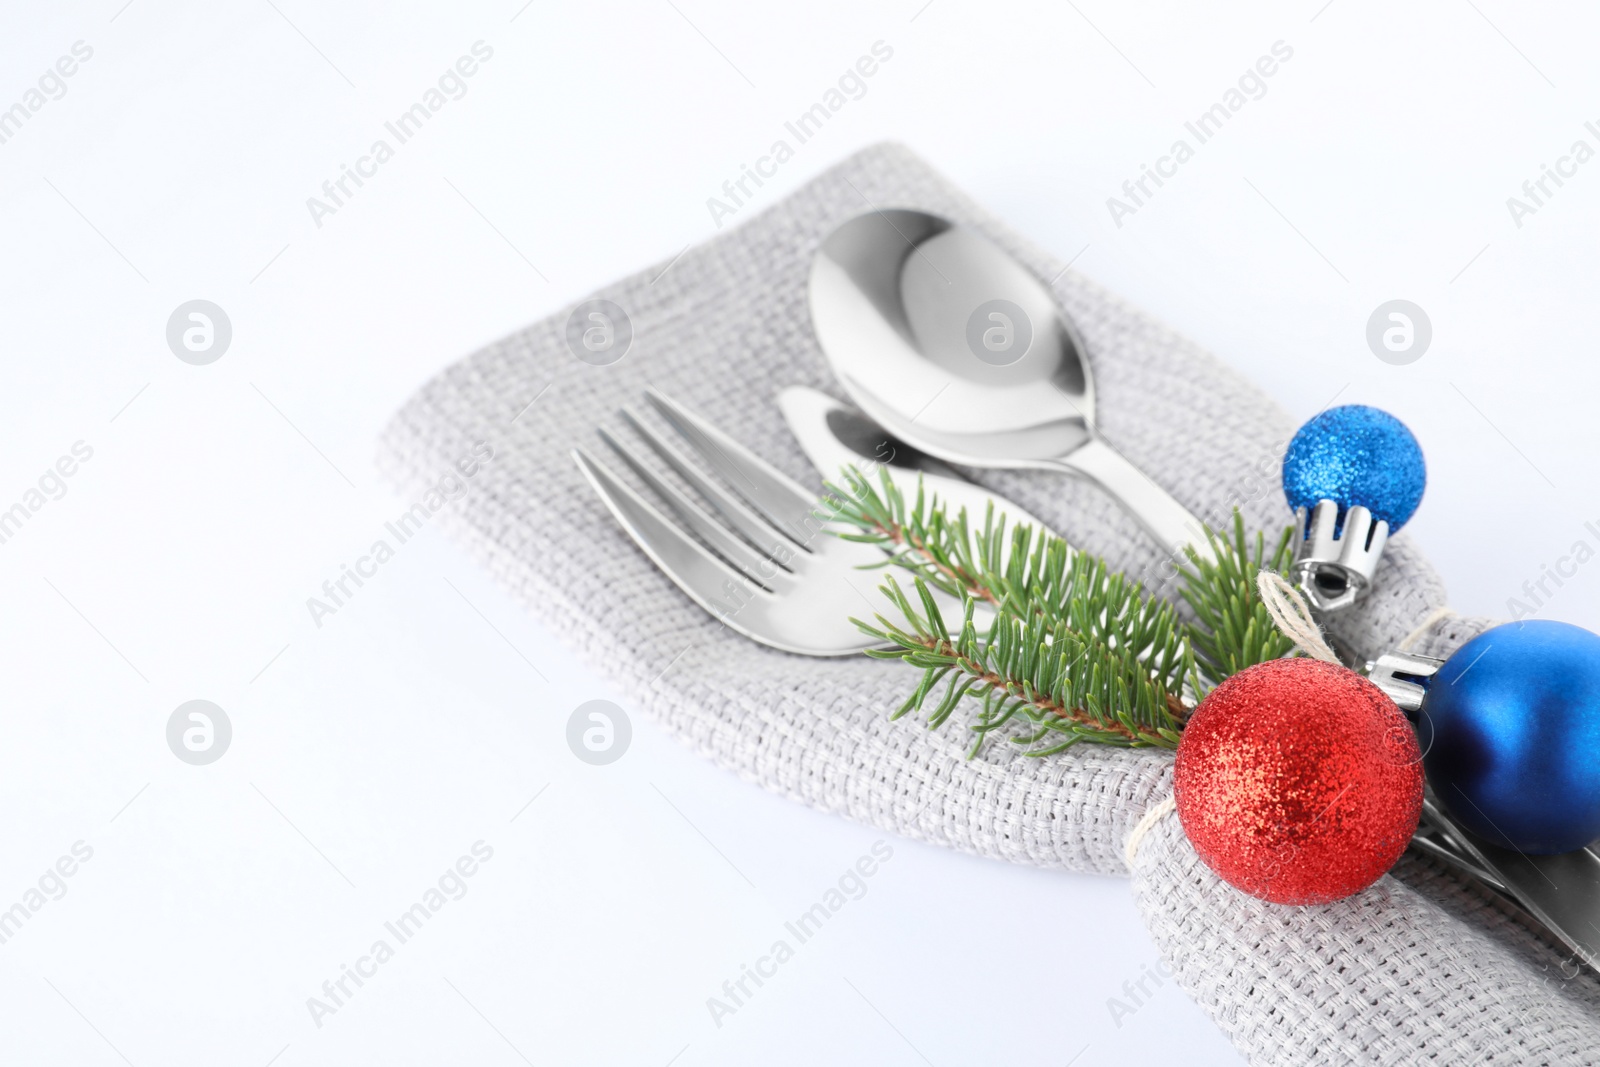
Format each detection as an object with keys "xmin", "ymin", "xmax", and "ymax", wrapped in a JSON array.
[{"xmin": 380, "ymin": 142, "xmax": 1600, "ymax": 1063}]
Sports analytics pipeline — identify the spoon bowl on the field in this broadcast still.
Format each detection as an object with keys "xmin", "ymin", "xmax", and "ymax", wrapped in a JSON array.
[{"xmin": 809, "ymin": 208, "xmax": 1206, "ymax": 558}]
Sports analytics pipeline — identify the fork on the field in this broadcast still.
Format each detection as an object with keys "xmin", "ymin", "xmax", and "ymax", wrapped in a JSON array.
[{"xmin": 572, "ymin": 388, "xmax": 929, "ymax": 656}]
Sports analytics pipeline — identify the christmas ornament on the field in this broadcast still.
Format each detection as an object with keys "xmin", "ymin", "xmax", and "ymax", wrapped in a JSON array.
[
  {"xmin": 1369, "ymin": 620, "xmax": 1600, "ymax": 855},
  {"xmin": 1174, "ymin": 658, "xmax": 1424, "ymax": 905},
  {"xmin": 1282, "ymin": 405, "xmax": 1426, "ymax": 612}
]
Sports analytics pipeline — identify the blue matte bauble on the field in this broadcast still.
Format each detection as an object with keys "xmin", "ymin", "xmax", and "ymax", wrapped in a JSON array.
[
  {"xmin": 1420, "ymin": 620, "xmax": 1600, "ymax": 855},
  {"xmin": 1281, "ymin": 405, "xmax": 1426, "ymax": 531}
]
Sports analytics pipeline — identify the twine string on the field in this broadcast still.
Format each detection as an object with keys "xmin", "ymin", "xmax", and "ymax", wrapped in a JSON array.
[
  {"xmin": 1398, "ymin": 604, "xmax": 1456, "ymax": 652},
  {"xmin": 1256, "ymin": 570, "xmax": 1341, "ymax": 664},
  {"xmin": 1125, "ymin": 794, "xmax": 1177, "ymax": 868}
]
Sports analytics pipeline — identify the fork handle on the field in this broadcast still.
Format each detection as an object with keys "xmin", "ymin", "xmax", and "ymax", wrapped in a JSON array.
[{"xmin": 1049, "ymin": 437, "xmax": 1211, "ymax": 563}]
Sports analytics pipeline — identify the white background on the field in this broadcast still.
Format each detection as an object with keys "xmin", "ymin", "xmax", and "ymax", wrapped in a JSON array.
[{"xmin": 2, "ymin": 1, "xmax": 1597, "ymax": 1064}]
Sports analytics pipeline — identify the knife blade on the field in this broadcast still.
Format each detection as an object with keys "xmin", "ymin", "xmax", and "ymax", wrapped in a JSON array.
[{"xmin": 777, "ymin": 386, "xmax": 1055, "ymax": 536}]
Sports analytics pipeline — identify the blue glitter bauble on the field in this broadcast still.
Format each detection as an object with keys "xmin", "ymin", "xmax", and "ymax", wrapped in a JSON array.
[
  {"xmin": 1420, "ymin": 620, "xmax": 1600, "ymax": 855},
  {"xmin": 1281, "ymin": 405, "xmax": 1425, "ymax": 531}
]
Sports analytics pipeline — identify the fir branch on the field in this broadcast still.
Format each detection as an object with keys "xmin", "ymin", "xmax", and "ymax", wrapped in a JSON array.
[
  {"xmin": 825, "ymin": 466, "xmax": 1300, "ymax": 757},
  {"xmin": 826, "ymin": 467, "xmax": 1193, "ymax": 755},
  {"xmin": 821, "ymin": 465, "xmax": 1011, "ymax": 606},
  {"xmin": 856, "ymin": 576, "xmax": 1186, "ymax": 754},
  {"xmin": 1177, "ymin": 512, "xmax": 1297, "ymax": 689}
]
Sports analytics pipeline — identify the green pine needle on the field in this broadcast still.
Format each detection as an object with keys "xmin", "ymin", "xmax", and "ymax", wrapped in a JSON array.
[
  {"xmin": 822, "ymin": 466, "xmax": 1297, "ymax": 757},
  {"xmin": 1177, "ymin": 513, "xmax": 1298, "ymax": 691}
]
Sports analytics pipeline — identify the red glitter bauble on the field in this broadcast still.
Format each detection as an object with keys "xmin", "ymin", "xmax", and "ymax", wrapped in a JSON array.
[{"xmin": 1173, "ymin": 658, "xmax": 1423, "ymax": 906}]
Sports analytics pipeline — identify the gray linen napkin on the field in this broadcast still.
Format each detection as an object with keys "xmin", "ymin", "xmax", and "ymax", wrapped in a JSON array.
[{"xmin": 379, "ymin": 142, "xmax": 1600, "ymax": 1064}]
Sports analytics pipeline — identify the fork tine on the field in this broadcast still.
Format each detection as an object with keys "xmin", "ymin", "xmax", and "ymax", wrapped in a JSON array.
[
  {"xmin": 572, "ymin": 449, "xmax": 775, "ymax": 628},
  {"xmin": 597, "ymin": 428, "xmax": 796, "ymax": 591},
  {"xmin": 620, "ymin": 407, "xmax": 813, "ymax": 559},
  {"xmin": 643, "ymin": 388, "xmax": 820, "ymax": 543}
]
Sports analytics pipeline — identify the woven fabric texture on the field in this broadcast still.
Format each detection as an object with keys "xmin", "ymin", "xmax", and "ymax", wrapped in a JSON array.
[{"xmin": 379, "ymin": 142, "xmax": 1600, "ymax": 1064}]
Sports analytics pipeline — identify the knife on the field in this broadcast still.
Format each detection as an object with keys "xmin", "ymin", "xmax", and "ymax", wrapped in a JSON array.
[
  {"xmin": 788, "ymin": 388, "xmax": 1588, "ymax": 948},
  {"xmin": 777, "ymin": 386, "xmax": 1055, "ymax": 536}
]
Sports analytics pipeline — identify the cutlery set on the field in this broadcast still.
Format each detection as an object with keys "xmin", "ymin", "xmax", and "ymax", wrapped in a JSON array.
[{"xmin": 572, "ymin": 209, "xmax": 1600, "ymax": 972}]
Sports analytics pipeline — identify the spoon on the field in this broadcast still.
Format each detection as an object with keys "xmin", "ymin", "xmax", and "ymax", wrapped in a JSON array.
[{"xmin": 807, "ymin": 208, "xmax": 1207, "ymax": 560}]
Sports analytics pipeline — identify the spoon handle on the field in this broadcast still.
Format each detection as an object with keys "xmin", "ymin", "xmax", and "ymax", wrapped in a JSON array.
[{"xmin": 1051, "ymin": 437, "xmax": 1210, "ymax": 561}]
